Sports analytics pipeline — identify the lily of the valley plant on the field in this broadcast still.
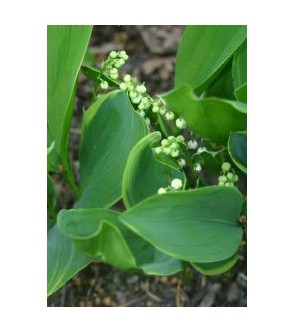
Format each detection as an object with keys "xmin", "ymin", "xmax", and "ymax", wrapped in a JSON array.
[{"xmin": 47, "ymin": 25, "xmax": 247, "ymax": 296}]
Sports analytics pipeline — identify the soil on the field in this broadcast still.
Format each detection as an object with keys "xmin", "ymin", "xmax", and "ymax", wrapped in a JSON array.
[{"xmin": 47, "ymin": 25, "xmax": 247, "ymax": 307}]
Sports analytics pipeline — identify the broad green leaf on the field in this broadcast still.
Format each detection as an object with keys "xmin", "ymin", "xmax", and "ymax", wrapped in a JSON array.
[
  {"xmin": 232, "ymin": 40, "xmax": 247, "ymax": 102},
  {"xmin": 122, "ymin": 132, "xmax": 184, "ymax": 208},
  {"xmin": 47, "ymin": 25, "xmax": 92, "ymax": 173},
  {"xmin": 58, "ymin": 208, "xmax": 182, "ymax": 275},
  {"xmin": 164, "ymin": 85, "xmax": 247, "ymax": 145},
  {"xmin": 76, "ymin": 90, "xmax": 148, "ymax": 208},
  {"xmin": 47, "ymin": 225, "xmax": 91, "ymax": 297},
  {"xmin": 228, "ymin": 131, "xmax": 247, "ymax": 173},
  {"xmin": 191, "ymin": 252, "xmax": 239, "ymax": 275},
  {"xmin": 175, "ymin": 25, "xmax": 247, "ymax": 92},
  {"xmin": 81, "ymin": 65, "xmax": 119, "ymax": 87},
  {"xmin": 120, "ymin": 186, "xmax": 244, "ymax": 263}
]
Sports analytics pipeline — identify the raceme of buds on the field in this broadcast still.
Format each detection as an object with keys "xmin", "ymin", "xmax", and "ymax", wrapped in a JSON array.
[
  {"xmin": 176, "ymin": 117, "xmax": 187, "ymax": 129},
  {"xmin": 219, "ymin": 162, "xmax": 239, "ymax": 187},
  {"xmin": 153, "ymin": 136, "xmax": 183, "ymax": 160}
]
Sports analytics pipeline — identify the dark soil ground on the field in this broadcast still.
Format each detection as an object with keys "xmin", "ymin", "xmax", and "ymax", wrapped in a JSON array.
[{"xmin": 47, "ymin": 25, "xmax": 247, "ymax": 307}]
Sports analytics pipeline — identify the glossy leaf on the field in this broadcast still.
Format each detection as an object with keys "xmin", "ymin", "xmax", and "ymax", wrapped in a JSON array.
[
  {"xmin": 76, "ymin": 91, "xmax": 148, "ymax": 208},
  {"xmin": 191, "ymin": 252, "xmax": 239, "ymax": 275},
  {"xmin": 120, "ymin": 186, "xmax": 244, "ymax": 263},
  {"xmin": 47, "ymin": 175, "xmax": 57, "ymax": 216},
  {"xmin": 47, "ymin": 25, "xmax": 92, "ymax": 173},
  {"xmin": 228, "ymin": 131, "xmax": 247, "ymax": 173},
  {"xmin": 47, "ymin": 225, "xmax": 91, "ymax": 296},
  {"xmin": 58, "ymin": 208, "xmax": 182, "ymax": 275},
  {"xmin": 175, "ymin": 25, "xmax": 247, "ymax": 92},
  {"xmin": 164, "ymin": 85, "xmax": 247, "ymax": 145},
  {"xmin": 122, "ymin": 132, "xmax": 184, "ymax": 208},
  {"xmin": 232, "ymin": 40, "xmax": 247, "ymax": 102}
]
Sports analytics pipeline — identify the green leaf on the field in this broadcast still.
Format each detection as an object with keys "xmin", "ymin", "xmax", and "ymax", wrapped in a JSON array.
[
  {"xmin": 58, "ymin": 208, "xmax": 182, "ymax": 275},
  {"xmin": 120, "ymin": 186, "xmax": 244, "ymax": 263},
  {"xmin": 76, "ymin": 90, "xmax": 148, "ymax": 208},
  {"xmin": 122, "ymin": 132, "xmax": 185, "ymax": 208},
  {"xmin": 47, "ymin": 25, "xmax": 92, "ymax": 174},
  {"xmin": 47, "ymin": 225, "xmax": 91, "ymax": 297},
  {"xmin": 175, "ymin": 25, "xmax": 247, "ymax": 92},
  {"xmin": 47, "ymin": 175, "xmax": 57, "ymax": 216},
  {"xmin": 191, "ymin": 252, "xmax": 239, "ymax": 275},
  {"xmin": 232, "ymin": 40, "xmax": 247, "ymax": 102},
  {"xmin": 164, "ymin": 85, "xmax": 247, "ymax": 145},
  {"xmin": 228, "ymin": 131, "xmax": 247, "ymax": 173}
]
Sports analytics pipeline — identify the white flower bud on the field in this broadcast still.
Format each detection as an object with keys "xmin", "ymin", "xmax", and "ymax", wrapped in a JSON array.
[
  {"xmin": 222, "ymin": 162, "xmax": 231, "ymax": 172},
  {"xmin": 141, "ymin": 97, "xmax": 148, "ymax": 104},
  {"xmin": 110, "ymin": 68, "xmax": 118, "ymax": 75},
  {"xmin": 188, "ymin": 140, "xmax": 198, "ymax": 150},
  {"xmin": 178, "ymin": 158, "xmax": 186, "ymax": 167},
  {"xmin": 227, "ymin": 172, "xmax": 234, "ymax": 181},
  {"xmin": 165, "ymin": 111, "xmax": 175, "ymax": 121},
  {"xmin": 233, "ymin": 174, "xmax": 239, "ymax": 182},
  {"xmin": 176, "ymin": 117, "xmax": 187, "ymax": 129},
  {"xmin": 129, "ymin": 91, "xmax": 137, "ymax": 99},
  {"xmin": 109, "ymin": 51, "xmax": 117, "ymax": 59},
  {"xmin": 100, "ymin": 81, "xmax": 109, "ymax": 89},
  {"xmin": 145, "ymin": 117, "xmax": 151, "ymax": 126},
  {"xmin": 124, "ymin": 74, "xmax": 131, "ymax": 82},
  {"xmin": 170, "ymin": 149, "xmax": 179, "ymax": 158},
  {"xmin": 154, "ymin": 147, "xmax": 162, "ymax": 154},
  {"xmin": 159, "ymin": 108, "xmax": 166, "ymax": 115},
  {"xmin": 110, "ymin": 73, "xmax": 118, "ymax": 80},
  {"xmin": 158, "ymin": 188, "xmax": 167, "ymax": 195},
  {"xmin": 171, "ymin": 178, "xmax": 182, "ymax": 190},
  {"xmin": 167, "ymin": 136, "xmax": 175, "ymax": 143},
  {"xmin": 138, "ymin": 103, "xmax": 145, "ymax": 110},
  {"xmin": 219, "ymin": 175, "xmax": 227, "ymax": 183},
  {"xmin": 197, "ymin": 147, "xmax": 207, "ymax": 153},
  {"xmin": 194, "ymin": 163, "xmax": 202, "ymax": 172},
  {"xmin": 119, "ymin": 82, "xmax": 127, "ymax": 90},
  {"xmin": 119, "ymin": 50, "xmax": 128, "ymax": 60}
]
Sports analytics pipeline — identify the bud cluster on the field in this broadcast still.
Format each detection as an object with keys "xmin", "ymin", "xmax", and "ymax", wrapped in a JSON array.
[
  {"xmin": 154, "ymin": 135, "xmax": 185, "ymax": 158},
  {"xmin": 157, "ymin": 178, "xmax": 183, "ymax": 195},
  {"xmin": 218, "ymin": 162, "xmax": 239, "ymax": 186}
]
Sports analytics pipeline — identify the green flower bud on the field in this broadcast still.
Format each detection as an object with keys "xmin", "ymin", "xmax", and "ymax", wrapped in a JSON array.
[
  {"xmin": 171, "ymin": 142, "xmax": 179, "ymax": 149},
  {"xmin": 159, "ymin": 108, "xmax": 166, "ymax": 115},
  {"xmin": 136, "ymin": 85, "xmax": 147, "ymax": 94},
  {"xmin": 161, "ymin": 139, "xmax": 169, "ymax": 147},
  {"xmin": 110, "ymin": 73, "xmax": 118, "ymax": 80},
  {"xmin": 145, "ymin": 117, "xmax": 151, "ymax": 126},
  {"xmin": 224, "ymin": 182, "xmax": 230, "ymax": 187},
  {"xmin": 158, "ymin": 187, "xmax": 167, "ymax": 194},
  {"xmin": 176, "ymin": 135, "xmax": 185, "ymax": 143},
  {"xmin": 152, "ymin": 106, "xmax": 159, "ymax": 113},
  {"xmin": 163, "ymin": 147, "xmax": 171, "ymax": 155},
  {"xmin": 138, "ymin": 103, "xmax": 145, "ymax": 110},
  {"xmin": 154, "ymin": 147, "xmax": 162, "ymax": 154},
  {"xmin": 129, "ymin": 91, "xmax": 137, "ymax": 99},
  {"xmin": 219, "ymin": 175, "xmax": 227, "ymax": 183},
  {"xmin": 119, "ymin": 50, "xmax": 128, "ymax": 60},
  {"xmin": 170, "ymin": 149, "xmax": 179, "ymax": 158},
  {"xmin": 132, "ymin": 97, "xmax": 141, "ymax": 104},
  {"xmin": 119, "ymin": 82, "xmax": 127, "ymax": 90},
  {"xmin": 233, "ymin": 174, "xmax": 239, "ymax": 182},
  {"xmin": 227, "ymin": 172, "xmax": 234, "ymax": 181},
  {"xmin": 109, "ymin": 51, "xmax": 117, "ymax": 59},
  {"xmin": 139, "ymin": 110, "xmax": 145, "ymax": 117},
  {"xmin": 100, "ymin": 81, "xmax": 109, "ymax": 89},
  {"xmin": 124, "ymin": 74, "xmax": 131, "ymax": 82},
  {"xmin": 222, "ymin": 162, "xmax": 231, "ymax": 172}
]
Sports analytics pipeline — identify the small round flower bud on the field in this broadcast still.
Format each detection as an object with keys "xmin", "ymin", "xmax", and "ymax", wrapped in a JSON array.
[
  {"xmin": 110, "ymin": 68, "xmax": 118, "ymax": 75},
  {"xmin": 227, "ymin": 172, "xmax": 234, "ymax": 181},
  {"xmin": 100, "ymin": 81, "xmax": 109, "ymax": 89},
  {"xmin": 124, "ymin": 74, "xmax": 131, "ymax": 82},
  {"xmin": 176, "ymin": 117, "xmax": 187, "ymax": 129},
  {"xmin": 141, "ymin": 97, "xmax": 148, "ymax": 104},
  {"xmin": 171, "ymin": 149, "xmax": 179, "ymax": 158},
  {"xmin": 132, "ymin": 97, "xmax": 141, "ymax": 104},
  {"xmin": 188, "ymin": 140, "xmax": 198, "ymax": 150},
  {"xmin": 129, "ymin": 91, "xmax": 137, "ymax": 99},
  {"xmin": 109, "ymin": 51, "xmax": 117, "ymax": 59},
  {"xmin": 178, "ymin": 158, "xmax": 186, "ymax": 167},
  {"xmin": 222, "ymin": 162, "xmax": 231, "ymax": 172},
  {"xmin": 176, "ymin": 135, "xmax": 185, "ymax": 143},
  {"xmin": 136, "ymin": 85, "xmax": 147, "ymax": 94},
  {"xmin": 171, "ymin": 178, "xmax": 182, "ymax": 190},
  {"xmin": 161, "ymin": 139, "xmax": 169, "ymax": 147},
  {"xmin": 224, "ymin": 182, "xmax": 230, "ymax": 187},
  {"xmin": 119, "ymin": 82, "xmax": 127, "ymax": 90},
  {"xmin": 167, "ymin": 136, "xmax": 175, "ymax": 143},
  {"xmin": 197, "ymin": 147, "xmax": 207, "ymax": 153},
  {"xmin": 194, "ymin": 163, "xmax": 202, "ymax": 172},
  {"xmin": 152, "ymin": 106, "xmax": 159, "ymax": 113},
  {"xmin": 165, "ymin": 111, "xmax": 175, "ymax": 121},
  {"xmin": 171, "ymin": 142, "xmax": 179, "ymax": 149},
  {"xmin": 158, "ymin": 187, "xmax": 167, "ymax": 195},
  {"xmin": 139, "ymin": 110, "xmax": 145, "ymax": 117},
  {"xmin": 110, "ymin": 73, "xmax": 118, "ymax": 80},
  {"xmin": 138, "ymin": 103, "xmax": 145, "ymax": 110},
  {"xmin": 219, "ymin": 175, "xmax": 227, "ymax": 183},
  {"xmin": 145, "ymin": 118, "xmax": 151, "ymax": 126},
  {"xmin": 159, "ymin": 108, "xmax": 166, "ymax": 115},
  {"xmin": 233, "ymin": 174, "xmax": 239, "ymax": 182},
  {"xmin": 163, "ymin": 147, "xmax": 171, "ymax": 155},
  {"xmin": 154, "ymin": 147, "xmax": 162, "ymax": 154},
  {"xmin": 119, "ymin": 50, "xmax": 128, "ymax": 59}
]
